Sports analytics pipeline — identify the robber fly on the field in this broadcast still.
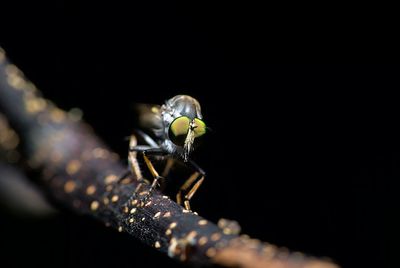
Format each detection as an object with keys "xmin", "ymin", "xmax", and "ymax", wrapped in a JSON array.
[{"xmin": 127, "ymin": 95, "xmax": 207, "ymax": 210}]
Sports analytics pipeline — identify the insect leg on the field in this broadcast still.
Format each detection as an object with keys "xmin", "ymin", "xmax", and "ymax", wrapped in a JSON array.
[
  {"xmin": 142, "ymin": 151, "xmax": 162, "ymax": 194},
  {"xmin": 162, "ymin": 158, "xmax": 175, "ymax": 177},
  {"xmin": 176, "ymin": 172, "xmax": 199, "ymax": 208},
  {"xmin": 187, "ymin": 160, "xmax": 206, "ymax": 177},
  {"xmin": 130, "ymin": 147, "xmax": 168, "ymax": 195},
  {"xmin": 117, "ymin": 135, "xmax": 143, "ymax": 185},
  {"xmin": 128, "ymin": 154, "xmax": 142, "ymax": 181},
  {"xmin": 133, "ymin": 129, "xmax": 159, "ymax": 148},
  {"xmin": 128, "ymin": 135, "xmax": 146, "ymax": 181},
  {"xmin": 153, "ymin": 157, "xmax": 174, "ymax": 191},
  {"xmin": 133, "ymin": 129, "xmax": 173, "ymax": 187},
  {"xmin": 176, "ymin": 160, "xmax": 206, "ymax": 210}
]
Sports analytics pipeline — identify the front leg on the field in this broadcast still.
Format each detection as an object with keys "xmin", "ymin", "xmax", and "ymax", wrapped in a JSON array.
[
  {"xmin": 176, "ymin": 159, "xmax": 206, "ymax": 211},
  {"xmin": 129, "ymin": 146, "xmax": 168, "ymax": 196},
  {"xmin": 127, "ymin": 132, "xmax": 161, "ymax": 182}
]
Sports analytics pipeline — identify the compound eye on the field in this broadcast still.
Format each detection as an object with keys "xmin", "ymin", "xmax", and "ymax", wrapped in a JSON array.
[
  {"xmin": 193, "ymin": 118, "xmax": 206, "ymax": 137},
  {"xmin": 169, "ymin": 116, "xmax": 190, "ymax": 146}
]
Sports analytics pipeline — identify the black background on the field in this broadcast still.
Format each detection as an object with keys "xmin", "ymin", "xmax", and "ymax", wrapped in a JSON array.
[{"xmin": 0, "ymin": 1, "xmax": 396, "ymax": 268}]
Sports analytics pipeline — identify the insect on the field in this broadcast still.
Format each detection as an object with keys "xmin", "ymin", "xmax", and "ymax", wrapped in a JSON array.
[{"xmin": 128, "ymin": 95, "xmax": 207, "ymax": 210}]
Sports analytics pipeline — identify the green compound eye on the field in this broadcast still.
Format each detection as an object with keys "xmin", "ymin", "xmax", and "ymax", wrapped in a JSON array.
[
  {"xmin": 169, "ymin": 116, "xmax": 206, "ymax": 146},
  {"xmin": 193, "ymin": 118, "xmax": 206, "ymax": 137},
  {"xmin": 169, "ymin": 116, "xmax": 190, "ymax": 146},
  {"xmin": 170, "ymin": 116, "xmax": 190, "ymax": 136}
]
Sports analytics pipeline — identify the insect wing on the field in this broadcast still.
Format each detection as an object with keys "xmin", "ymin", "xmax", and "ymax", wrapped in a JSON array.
[{"xmin": 134, "ymin": 103, "xmax": 163, "ymax": 130}]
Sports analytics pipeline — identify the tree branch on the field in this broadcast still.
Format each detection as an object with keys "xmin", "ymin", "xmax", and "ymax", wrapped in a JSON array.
[{"xmin": 0, "ymin": 47, "xmax": 339, "ymax": 268}]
